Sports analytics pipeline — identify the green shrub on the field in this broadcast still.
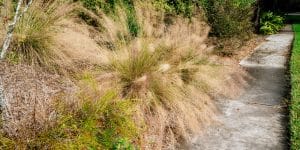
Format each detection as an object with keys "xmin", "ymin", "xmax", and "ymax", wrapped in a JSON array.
[
  {"xmin": 259, "ymin": 12, "xmax": 284, "ymax": 35},
  {"xmin": 201, "ymin": 0, "xmax": 255, "ymax": 38}
]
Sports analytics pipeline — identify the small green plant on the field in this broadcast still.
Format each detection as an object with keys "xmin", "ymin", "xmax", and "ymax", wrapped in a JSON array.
[
  {"xmin": 6, "ymin": 51, "xmax": 21, "ymax": 64},
  {"xmin": 0, "ymin": 134, "xmax": 15, "ymax": 149},
  {"xmin": 113, "ymin": 138, "xmax": 135, "ymax": 150},
  {"xmin": 260, "ymin": 12, "xmax": 284, "ymax": 35}
]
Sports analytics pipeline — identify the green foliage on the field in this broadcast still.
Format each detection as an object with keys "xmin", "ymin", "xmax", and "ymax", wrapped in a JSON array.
[
  {"xmin": 0, "ymin": 134, "xmax": 15, "ymax": 149},
  {"xmin": 201, "ymin": 0, "xmax": 255, "ymax": 38},
  {"xmin": 80, "ymin": 0, "xmax": 117, "ymax": 13},
  {"xmin": 127, "ymin": 14, "xmax": 140, "ymax": 37},
  {"xmin": 154, "ymin": 0, "xmax": 196, "ymax": 18},
  {"xmin": 259, "ymin": 12, "xmax": 284, "ymax": 35},
  {"xmin": 79, "ymin": 0, "xmax": 140, "ymax": 37},
  {"xmin": 6, "ymin": 51, "xmax": 21, "ymax": 64},
  {"xmin": 290, "ymin": 24, "xmax": 300, "ymax": 150},
  {"xmin": 113, "ymin": 138, "xmax": 135, "ymax": 150}
]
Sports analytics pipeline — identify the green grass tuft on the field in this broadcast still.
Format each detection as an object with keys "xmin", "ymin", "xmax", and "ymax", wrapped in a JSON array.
[
  {"xmin": 109, "ymin": 45, "xmax": 207, "ymax": 106},
  {"xmin": 11, "ymin": 1, "xmax": 70, "ymax": 66}
]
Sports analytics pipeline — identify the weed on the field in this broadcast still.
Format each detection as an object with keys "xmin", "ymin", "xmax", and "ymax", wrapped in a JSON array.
[{"xmin": 6, "ymin": 51, "xmax": 21, "ymax": 64}]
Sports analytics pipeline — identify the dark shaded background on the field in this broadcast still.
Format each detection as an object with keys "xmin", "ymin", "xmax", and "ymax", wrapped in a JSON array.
[{"xmin": 262, "ymin": 0, "xmax": 300, "ymax": 12}]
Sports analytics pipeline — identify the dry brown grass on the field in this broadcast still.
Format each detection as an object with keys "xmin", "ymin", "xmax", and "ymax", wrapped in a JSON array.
[
  {"xmin": 53, "ymin": 2, "xmax": 249, "ymax": 149},
  {"xmin": 0, "ymin": 62, "xmax": 77, "ymax": 142},
  {"xmin": 0, "ymin": 0, "xmax": 251, "ymax": 149}
]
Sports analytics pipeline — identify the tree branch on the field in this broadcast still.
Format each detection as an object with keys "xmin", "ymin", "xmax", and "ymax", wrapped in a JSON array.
[
  {"xmin": 0, "ymin": 0, "xmax": 33, "ymax": 136},
  {"xmin": 0, "ymin": 0, "xmax": 33, "ymax": 59}
]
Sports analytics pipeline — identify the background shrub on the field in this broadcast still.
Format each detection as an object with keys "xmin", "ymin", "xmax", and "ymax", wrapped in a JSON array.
[
  {"xmin": 155, "ymin": 0, "xmax": 256, "ymax": 38},
  {"xmin": 154, "ymin": 0, "xmax": 196, "ymax": 18},
  {"xmin": 79, "ymin": 0, "xmax": 140, "ymax": 38},
  {"xmin": 201, "ymin": 0, "xmax": 255, "ymax": 38}
]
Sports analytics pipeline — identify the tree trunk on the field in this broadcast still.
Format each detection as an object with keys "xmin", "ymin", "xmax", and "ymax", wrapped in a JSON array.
[{"xmin": 254, "ymin": 0, "xmax": 262, "ymax": 33}]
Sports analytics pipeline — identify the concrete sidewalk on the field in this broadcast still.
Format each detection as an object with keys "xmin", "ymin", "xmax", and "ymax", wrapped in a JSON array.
[{"xmin": 190, "ymin": 26, "xmax": 294, "ymax": 150}]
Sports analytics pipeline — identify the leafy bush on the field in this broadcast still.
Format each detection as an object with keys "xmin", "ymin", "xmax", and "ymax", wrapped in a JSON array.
[
  {"xmin": 201, "ymin": 0, "xmax": 255, "ymax": 38},
  {"xmin": 259, "ymin": 12, "xmax": 284, "ymax": 35}
]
